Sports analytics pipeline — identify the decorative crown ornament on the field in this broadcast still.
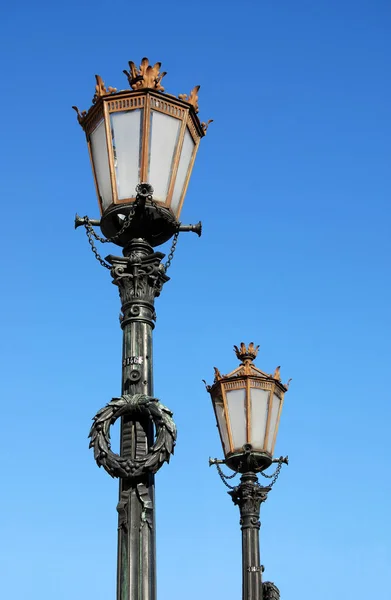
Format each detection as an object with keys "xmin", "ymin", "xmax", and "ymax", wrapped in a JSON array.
[
  {"xmin": 234, "ymin": 342, "xmax": 260, "ymax": 363},
  {"xmin": 123, "ymin": 57, "xmax": 167, "ymax": 91}
]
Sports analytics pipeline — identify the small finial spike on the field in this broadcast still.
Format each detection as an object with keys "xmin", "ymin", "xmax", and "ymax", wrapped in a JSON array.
[
  {"xmin": 213, "ymin": 367, "xmax": 223, "ymax": 381},
  {"xmin": 273, "ymin": 366, "xmax": 281, "ymax": 381},
  {"xmin": 178, "ymin": 85, "xmax": 200, "ymax": 113},
  {"xmin": 201, "ymin": 119, "xmax": 213, "ymax": 133}
]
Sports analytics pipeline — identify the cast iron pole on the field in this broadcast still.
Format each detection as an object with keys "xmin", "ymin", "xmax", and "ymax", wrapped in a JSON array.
[
  {"xmin": 229, "ymin": 473, "xmax": 270, "ymax": 600},
  {"xmin": 108, "ymin": 238, "xmax": 169, "ymax": 600}
]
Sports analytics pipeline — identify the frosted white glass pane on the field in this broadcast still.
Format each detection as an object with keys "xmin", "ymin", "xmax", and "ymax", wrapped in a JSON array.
[
  {"xmin": 90, "ymin": 120, "xmax": 112, "ymax": 210},
  {"xmin": 226, "ymin": 388, "xmax": 246, "ymax": 452},
  {"xmin": 111, "ymin": 109, "xmax": 142, "ymax": 200},
  {"xmin": 171, "ymin": 128, "xmax": 195, "ymax": 216},
  {"xmin": 266, "ymin": 394, "xmax": 281, "ymax": 454},
  {"xmin": 148, "ymin": 111, "xmax": 180, "ymax": 202},
  {"xmin": 250, "ymin": 388, "xmax": 270, "ymax": 450},
  {"xmin": 214, "ymin": 402, "xmax": 230, "ymax": 455}
]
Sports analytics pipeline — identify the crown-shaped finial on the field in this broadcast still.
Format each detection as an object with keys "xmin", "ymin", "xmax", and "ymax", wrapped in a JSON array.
[
  {"xmin": 233, "ymin": 342, "xmax": 259, "ymax": 363},
  {"xmin": 123, "ymin": 57, "xmax": 167, "ymax": 91}
]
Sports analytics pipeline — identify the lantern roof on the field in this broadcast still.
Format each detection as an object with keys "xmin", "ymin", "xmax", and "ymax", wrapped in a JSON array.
[
  {"xmin": 210, "ymin": 342, "xmax": 291, "ymax": 392},
  {"xmin": 72, "ymin": 56, "xmax": 213, "ymax": 134}
]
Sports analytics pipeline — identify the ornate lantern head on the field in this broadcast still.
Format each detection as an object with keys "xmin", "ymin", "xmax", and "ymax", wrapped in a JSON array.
[
  {"xmin": 206, "ymin": 343, "xmax": 290, "ymax": 473},
  {"xmin": 73, "ymin": 57, "xmax": 211, "ymax": 247}
]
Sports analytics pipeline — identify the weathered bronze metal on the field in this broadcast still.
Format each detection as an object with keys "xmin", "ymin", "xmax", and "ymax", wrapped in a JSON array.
[
  {"xmin": 92, "ymin": 74, "xmax": 117, "ymax": 103},
  {"xmin": 234, "ymin": 342, "xmax": 260, "ymax": 363},
  {"xmin": 123, "ymin": 57, "xmax": 167, "ymax": 91},
  {"xmin": 201, "ymin": 119, "xmax": 213, "ymax": 133},
  {"xmin": 178, "ymin": 85, "xmax": 200, "ymax": 113}
]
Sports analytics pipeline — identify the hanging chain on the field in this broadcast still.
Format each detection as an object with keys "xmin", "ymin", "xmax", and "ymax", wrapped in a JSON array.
[
  {"xmin": 84, "ymin": 223, "xmax": 111, "ymax": 269},
  {"xmin": 216, "ymin": 463, "xmax": 240, "ymax": 490},
  {"xmin": 214, "ymin": 457, "xmax": 285, "ymax": 490},
  {"xmin": 259, "ymin": 458, "xmax": 283, "ymax": 488},
  {"xmin": 164, "ymin": 229, "xmax": 179, "ymax": 271},
  {"xmin": 149, "ymin": 199, "xmax": 181, "ymax": 272}
]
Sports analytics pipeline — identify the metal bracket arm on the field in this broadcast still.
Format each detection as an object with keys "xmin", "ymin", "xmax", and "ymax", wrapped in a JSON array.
[
  {"xmin": 272, "ymin": 456, "xmax": 289, "ymax": 465},
  {"xmin": 74, "ymin": 214, "xmax": 100, "ymax": 229},
  {"xmin": 209, "ymin": 457, "xmax": 225, "ymax": 466},
  {"xmin": 178, "ymin": 221, "xmax": 202, "ymax": 236},
  {"xmin": 75, "ymin": 214, "xmax": 202, "ymax": 236}
]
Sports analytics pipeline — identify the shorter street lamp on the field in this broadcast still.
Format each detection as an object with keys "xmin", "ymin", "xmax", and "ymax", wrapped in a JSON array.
[{"xmin": 206, "ymin": 343, "xmax": 290, "ymax": 600}]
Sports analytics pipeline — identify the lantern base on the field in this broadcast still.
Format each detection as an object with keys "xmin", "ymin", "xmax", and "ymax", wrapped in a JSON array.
[
  {"xmin": 225, "ymin": 450, "xmax": 273, "ymax": 474},
  {"xmin": 100, "ymin": 202, "xmax": 178, "ymax": 248}
]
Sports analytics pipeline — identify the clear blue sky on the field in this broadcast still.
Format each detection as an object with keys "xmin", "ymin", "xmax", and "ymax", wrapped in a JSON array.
[{"xmin": 1, "ymin": 1, "xmax": 390, "ymax": 599}]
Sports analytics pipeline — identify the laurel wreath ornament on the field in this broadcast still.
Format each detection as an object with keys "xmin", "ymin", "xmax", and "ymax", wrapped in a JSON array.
[{"xmin": 89, "ymin": 394, "xmax": 177, "ymax": 479}]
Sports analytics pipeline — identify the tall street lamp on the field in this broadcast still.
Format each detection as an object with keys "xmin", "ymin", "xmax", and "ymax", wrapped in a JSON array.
[
  {"xmin": 206, "ymin": 343, "xmax": 290, "ymax": 600},
  {"xmin": 73, "ymin": 57, "xmax": 211, "ymax": 600}
]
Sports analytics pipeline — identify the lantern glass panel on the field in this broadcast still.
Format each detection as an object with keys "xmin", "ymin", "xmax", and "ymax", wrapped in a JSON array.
[
  {"xmin": 148, "ymin": 110, "xmax": 181, "ymax": 202},
  {"xmin": 110, "ymin": 109, "xmax": 143, "ymax": 200},
  {"xmin": 225, "ymin": 387, "xmax": 247, "ymax": 451},
  {"xmin": 90, "ymin": 120, "xmax": 112, "ymax": 210},
  {"xmin": 214, "ymin": 400, "xmax": 230, "ymax": 455},
  {"xmin": 171, "ymin": 127, "xmax": 195, "ymax": 216},
  {"xmin": 250, "ymin": 387, "xmax": 269, "ymax": 450},
  {"xmin": 266, "ymin": 393, "xmax": 281, "ymax": 453}
]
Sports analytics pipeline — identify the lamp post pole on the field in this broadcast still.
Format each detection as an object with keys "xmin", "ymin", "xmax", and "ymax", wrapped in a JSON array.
[
  {"xmin": 229, "ymin": 474, "xmax": 270, "ymax": 600},
  {"xmin": 109, "ymin": 237, "xmax": 169, "ymax": 600},
  {"xmin": 75, "ymin": 57, "xmax": 209, "ymax": 600}
]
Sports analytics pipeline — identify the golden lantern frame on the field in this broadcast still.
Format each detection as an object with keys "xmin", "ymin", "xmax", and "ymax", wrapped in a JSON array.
[
  {"xmin": 84, "ymin": 89, "xmax": 203, "ymax": 218},
  {"xmin": 73, "ymin": 59, "xmax": 209, "ymax": 243}
]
